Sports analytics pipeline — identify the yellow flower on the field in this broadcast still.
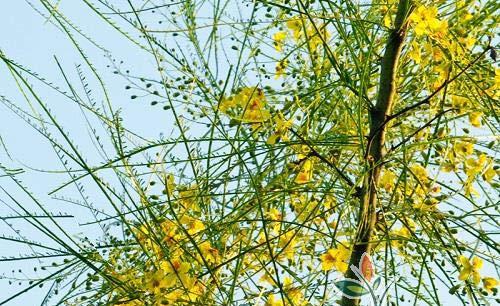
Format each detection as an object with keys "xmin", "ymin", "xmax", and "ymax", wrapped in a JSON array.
[
  {"xmin": 482, "ymin": 165, "xmax": 497, "ymax": 183},
  {"xmin": 410, "ymin": 6, "xmax": 448, "ymax": 37},
  {"xmin": 160, "ymin": 259, "xmax": 191, "ymax": 287},
  {"xmin": 321, "ymin": 243, "xmax": 350, "ymax": 273},
  {"xmin": 163, "ymin": 173, "xmax": 176, "ymax": 197},
  {"xmin": 180, "ymin": 215, "xmax": 206, "ymax": 235},
  {"xmin": 459, "ymin": 35, "xmax": 476, "ymax": 50},
  {"xmin": 306, "ymin": 24, "xmax": 330, "ymax": 51},
  {"xmin": 185, "ymin": 279, "xmax": 206, "ymax": 301},
  {"xmin": 468, "ymin": 112, "xmax": 482, "ymax": 127},
  {"xmin": 162, "ymin": 289, "xmax": 183, "ymax": 304},
  {"xmin": 391, "ymin": 226, "xmax": 411, "ymax": 249},
  {"xmin": 277, "ymin": 230, "xmax": 297, "ymax": 260},
  {"xmin": 259, "ymin": 270, "xmax": 277, "ymax": 286},
  {"xmin": 410, "ymin": 164, "xmax": 428, "ymax": 184},
  {"xmin": 413, "ymin": 197, "xmax": 438, "ymax": 211},
  {"xmin": 458, "ymin": 255, "xmax": 483, "ymax": 285},
  {"xmin": 379, "ymin": 169, "xmax": 397, "ymax": 192},
  {"xmin": 272, "ymin": 31, "xmax": 287, "ymax": 52},
  {"xmin": 464, "ymin": 180, "xmax": 480, "ymax": 198},
  {"xmin": 275, "ymin": 59, "xmax": 288, "ymax": 79},
  {"xmin": 465, "ymin": 154, "xmax": 488, "ymax": 178},
  {"xmin": 267, "ymin": 113, "xmax": 292, "ymax": 145},
  {"xmin": 286, "ymin": 17, "xmax": 304, "ymax": 41},
  {"xmin": 384, "ymin": 14, "xmax": 392, "ymax": 27},
  {"xmin": 161, "ymin": 220, "xmax": 181, "ymax": 245},
  {"xmin": 295, "ymin": 159, "xmax": 313, "ymax": 184},
  {"xmin": 144, "ymin": 269, "xmax": 170, "ymax": 294},
  {"xmin": 238, "ymin": 87, "xmax": 270, "ymax": 123},
  {"xmin": 451, "ymin": 95, "xmax": 469, "ymax": 111},
  {"xmin": 482, "ymin": 277, "xmax": 499, "ymax": 293},
  {"xmin": 178, "ymin": 185, "xmax": 201, "ymax": 212},
  {"xmin": 283, "ymin": 277, "xmax": 305, "ymax": 305},
  {"xmin": 408, "ymin": 42, "xmax": 421, "ymax": 64},
  {"xmin": 453, "ymin": 141, "xmax": 474, "ymax": 157},
  {"xmin": 199, "ymin": 241, "xmax": 219, "ymax": 264},
  {"xmin": 266, "ymin": 208, "xmax": 282, "ymax": 221},
  {"xmin": 220, "ymin": 87, "xmax": 271, "ymax": 124},
  {"xmin": 266, "ymin": 294, "xmax": 284, "ymax": 306}
]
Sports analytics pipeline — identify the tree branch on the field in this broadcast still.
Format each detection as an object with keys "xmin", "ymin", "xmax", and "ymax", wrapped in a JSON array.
[{"xmin": 341, "ymin": 1, "xmax": 410, "ymax": 305}]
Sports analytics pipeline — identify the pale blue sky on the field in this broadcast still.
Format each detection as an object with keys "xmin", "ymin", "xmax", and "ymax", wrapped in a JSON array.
[{"xmin": 0, "ymin": 1, "xmax": 167, "ymax": 304}]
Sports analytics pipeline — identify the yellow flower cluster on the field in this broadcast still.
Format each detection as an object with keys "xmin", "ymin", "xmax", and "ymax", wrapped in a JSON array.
[
  {"xmin": 410, "ymin": 6, "xmax": 448, "ymax": 37},
  {"xmin": 320, "ymin": 243, "xmax": 350, "ymax": 273},
  {"xmin": 220, "ymin": 87, "xmax": 271, "ymax": 126},
  {"xmin": 458, "ymin": 256, "xmax": 499, "ymax": 293}
]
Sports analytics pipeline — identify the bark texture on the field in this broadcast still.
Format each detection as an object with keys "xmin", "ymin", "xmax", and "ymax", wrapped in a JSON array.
[{"xmin": 340, "ymin": 1, "xmax": 410, "ymax": 305}]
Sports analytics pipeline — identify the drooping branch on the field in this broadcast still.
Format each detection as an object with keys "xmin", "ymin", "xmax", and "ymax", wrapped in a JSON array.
[{"xmin": 340, "ymin": 1, "xmax": 411, "ymax": 305}]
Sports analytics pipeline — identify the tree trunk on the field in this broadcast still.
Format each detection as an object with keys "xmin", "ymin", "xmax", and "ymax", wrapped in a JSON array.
[{"xmin": 340, "ymin": 1, "xmax": 410, "ymax": 305}]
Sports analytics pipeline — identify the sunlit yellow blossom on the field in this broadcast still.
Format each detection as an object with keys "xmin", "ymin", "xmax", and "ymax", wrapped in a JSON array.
[
  {"xmin": 384, "ymin": 14, "xmax": 391, "ymax": 27},
  {"xmin": 391, "ymin": 226, "xmax": 411, "ymax": 249},
  {"xmin": 266, "ymin": 294, "xmax": 284, "ymax": 306},
  {"xmin": 161, "ymin": 220, "xmax": 181, "ymax": 245},
  {"xmin": 482, "ymin": 277, "xmax": 499, "ymax": 293},
  {"xmin": 413, "ymin": 197, "xmax": 438, "ymax": 211},
  {"xmin": 286, "ymin": 17, "xmax": 304, "ymax": 41},
  {"xmin": 451, "ymin": 95, "xmax": 469, "ymax": 111},
  {"xmin": 453, "ymin": 141, "xmax": 474, "ymax": 156},
  {"xmin": 408, "ymin": 42, "xmax": 421, "ymax": 64},
  {"xmin": 144, "ymin": 269, "xmax": 170, "ymax": 294},
  {"xmin": 465, "ymin": 154, "xmax": 488, "ymax": 178},
  {"xmin": 259, "ymin": 271, "xmax": 276, "ymax": 286},
  {"xmin": 185, "ymin": 279, "xmax": 206, "ymax": 301},
  {"xmin": 468, "ymin": 112, "xmax": 482, "ymax": 127},
  {"xmin": 160, "ymin": 260, "xmax": 191, "ymax": 287},
  {"xmin": 379, "ymin": 169, "xmax": 397, "ymax": 192},
  {"xmin": 306, "ymin": 25, "xmax": 330, "ymax": 51},
  {"xmin": 459, "ymin": 35, "xmax": 476, "ymax": 50},
  {"xmin": 272, "ymin": 31, "xmax": 287, "ymax": 52},
  {"xmin": 458, "ymin": 255, "xmax": 483, "ymax": 285},
  {"xmin": 295, "ymin": 159, "xmax": 313, "ymax": 184},
  {"xmin": 464, "ymin": 179, "xmax": 480, "ymax": 197},
  {"xmin": 180, "ymin": 215, "xmax": 206, "ymax": 235},
  {"xmin": 275, "ymin": 59, "xmax": 288, "ymax": 79},
  {"xmin": 410, "ymin": 6, "xmax": 448, "ymax": 37},
  {"xmin": 410, "ymin": 164, "xmax": 428, "ymax": 184},
  {"xmin": 495, "ymin": 68, "xmax": 500, "ymax": 88},
  {"xmin": 199, "ymin": 241, "xmax": 219, "ymax": 264},
  {"xmin": 321, "ymin": 243, "xmax": 350, "ymax": 273},
  {"xmin": 238, "ymin": 87, "xmax": 270, "ymax": 123},
  {"xmin": 163, "ymin": 173, "xmax": 176, "ymax": 197},
  {"xmin": 266, "ymin": 208, "xmax": 283, "ymax": 221},
  {"xmin": 163, "ymin": 289, "xmax": 183, "ymax": 304},
  {"xmin": 482, "ymin": 165, "xmax": 497, "ymax": 183},
  {"xmin": 267, "ymin": 113, "xmax": 293, "ymax": 145},
  {"xmin": 178, "ymin": 185, "xmax": 201, "ymax": 212},
  {"xmin": 323, "ymin": 194, "xmax": 336, "ymax": 210},
  {"xmin": 277, "ymin": 230, "xmax": 297, "ymax": 260},
  {"xmin": 220, "ymin": 87, "xmax": 271, "ymax": 124},
  {"xmin": 283, "ymin": 277, "xmax": 305, "ymax": 305}
]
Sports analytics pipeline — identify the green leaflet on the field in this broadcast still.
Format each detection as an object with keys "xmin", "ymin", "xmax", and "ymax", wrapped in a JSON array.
[{"xmin": 335, "ymin": 279, "xmax": 370, "ymax": 297}]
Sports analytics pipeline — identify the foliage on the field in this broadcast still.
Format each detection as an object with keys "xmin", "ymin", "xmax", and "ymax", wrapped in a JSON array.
[{"xmin": 0, "ymin": 0, "xmax": 499, "ymax": 305}]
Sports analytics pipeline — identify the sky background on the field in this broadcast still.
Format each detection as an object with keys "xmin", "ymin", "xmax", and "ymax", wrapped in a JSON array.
[
  {"xmin": 0, "ymin": 1, "xmax": 169, "ymax": 304},
  {"xmin": 0, "ymin": 1, "xmax": 497, "ymax": 305}
]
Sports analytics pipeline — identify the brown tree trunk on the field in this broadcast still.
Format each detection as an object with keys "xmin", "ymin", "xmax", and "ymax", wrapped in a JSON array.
[{"xmin": 340, "ymin": 1, "xmax": 410, "ymax": 305}]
